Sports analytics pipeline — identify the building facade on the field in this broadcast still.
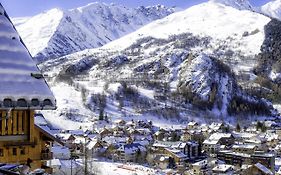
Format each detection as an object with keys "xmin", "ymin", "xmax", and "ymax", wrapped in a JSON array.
[{"xmin": 0, "ymin": 3, "xmax": 56, "ymax": 171}]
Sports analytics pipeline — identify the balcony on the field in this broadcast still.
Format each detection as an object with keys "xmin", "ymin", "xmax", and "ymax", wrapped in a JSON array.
[{"xmin": 41, "ymin": 152, "xmax": 53, "ymax": 160}]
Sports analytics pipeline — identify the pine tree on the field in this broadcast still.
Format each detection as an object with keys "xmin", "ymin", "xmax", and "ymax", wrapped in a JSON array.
[
  {"xmin": 256, "ymin": 121, "xmax": 263, "ymax": 131},
  {"xmin": 99, "ymin": 109, "xmax": 104, "ymax": 120},
  {"xmin": 236, "ymin": 123, "xmax": 241, "ymax": 132},
  {"xmin": 261, "ymin": 123, "xmax": 267, "ymax": 133}
]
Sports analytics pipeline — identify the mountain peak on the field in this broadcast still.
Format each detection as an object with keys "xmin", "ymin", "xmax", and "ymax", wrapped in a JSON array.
[
  {"xmin": 14, "ymin": 2, "xmax": 174, "ymax": 61},
  {"xmin": 209, "ymin": 0, "xmax": 253, "ymax": 10},
  {"xmin": 261, "ymin": 0, "xmax": 281, "ymax": 20},
  {"xmin": 74, "ymin": 2, "xmax": 127, "ymax": 13}
]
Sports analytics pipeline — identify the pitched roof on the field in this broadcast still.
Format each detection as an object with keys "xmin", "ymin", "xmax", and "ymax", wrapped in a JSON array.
[
  {"xmin": 212, "ymin": 164, "xmax": 233, "ymax": 172},
  {"xmin": 0, "ymin": 4, "xmax": 55, "ymax": 110},
  {"xmin": 254, "ymin": 163, "xmax": 273, "ymax": 175},
  {"xmin": 118, "ymin": 143, "xmax": 146, "ymax": 154},
  {"xmin": 34, "ymin": 115, "xmax": 63, "ymax": 145}
]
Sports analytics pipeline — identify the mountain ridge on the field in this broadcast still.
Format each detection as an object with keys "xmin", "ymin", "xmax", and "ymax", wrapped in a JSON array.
[
  {"xmin": 13, "ymin": 2, "xmax": 175, "ymax": 62},
  {"xmin": 209, "ymin": 0, "xmax": 253, "ymax": 10},
  {"xmin": 261, "ymin": 0, "xmax": 281, "ymax": 20}
]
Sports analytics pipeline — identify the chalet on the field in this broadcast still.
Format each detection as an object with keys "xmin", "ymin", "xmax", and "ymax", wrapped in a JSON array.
[
  {"xmin": 203, "ymin": 133, "xmax": 235, "ymax": 154},
  {"xmin": 181, "ymin": 130, "xmax": 205, "ymax": 144},
  {"xmin": 187, "ymin": 121, "xmax": 199, "ymax": 130},
  {"xmin": 163, "ymin": 148, "xmax": 187, "ymax": 168},
  {"xmin": 152, "ymin": 141, "xmax": 199, "ymax": 159},
  {"xmin": 153, "ymin": 130, "xmax": 166, "ymax": 141},
  {"xmin": 0, "ymin": 3, "xmax": 57, "ymax": 171},
  {"xmin": 56, "ymin": 133, "xmax": 76, "ymax": 149},
  {"xmin": 202, "ymin": 139, "xmax": 220, "ymax": 155},
  {"xmin": 99, "ymin": 128, "xmax": 112, "ymax": 138},
  {"xmin": 126, "ymin": 128, "xmax": 141, "ymax": 135},
  {"xmin": 190, "ymin": 159, "xmax": 210, "ymax": 175},
  {"xmin": 115, "ymin": 143, "xmax": 146, "ymax": 163},
  {"xmin": 103, "ymin": 136, "xmax": 127, "ymax": 146},
  {"xmin": 85, "ymin": 139, "xmax": 104, "ymax": 156},
  {"xmin": 209, "ymin": 122, "xmax": 224, "ymax": 132}
]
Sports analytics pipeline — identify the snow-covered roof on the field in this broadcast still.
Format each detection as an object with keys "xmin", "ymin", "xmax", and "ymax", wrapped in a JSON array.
[
  {"xmin": 188, "ymin": 121, "xmax": 198, "ymax": 126},
  {"xmin": 57, "ymin": 133, "xmax": 74, "ymax": 141},
  {"xmin": 34, "ymin": 115, "xmax": 63, "ymax": 145},
  {"xmin": 192, "ymin": 159, "xmax": 208, "ymax": 167},
  {"xmin": 219, "ymin": 150, "xmax": 251, "ymax": 158},
  {"xmin": 86, "ymin": 140, "xmax": 102, "ymax": 150},
  {"xmin": 209, "ymin": 133, "xmax": 232, "ymax": 140},
  {"xmin": 118, "ymin": 143, "xmax": 146, "ymax": 154},
  {"xmin": 69, "ymin": 130, "xmax": 84, "ymax": 136},
  {"xmin": 254, "ymin": 163, "xmax": 273, "ymax": 175},
  {"xmin": 0, "ymin": 4, "xmax": 56, "ymax": 110},
  {"xmin": 232, "ymin": 144, "xmax": 257, "ymax": 149},
  {"xmin": 103, "ymin": 136, "xmax": 126, "ymax": 145},
  {"xmin": 46, "ymin": 159, "xmax": 61, "ymax": 167},
  {"xmin": 52, "ymin": 146, "xmax": 70, "ymax": 155},
  {"xmin": 203, "ymin": 139, "xmax": 219, "ymax": 145},
  {"xmin": 212, "ymin": 164, "xmax": 232, "ymax": 172},
  {"xmin": 34, "ymin": 114, "xmax": 48, "ymax": 126},
  {"xmin": 153, "ymin": 141, "xmax": 197, "ymax": 149},
  {"xmin": 165, "ymin": 148, "xmax": 188, "ymax": 159}
]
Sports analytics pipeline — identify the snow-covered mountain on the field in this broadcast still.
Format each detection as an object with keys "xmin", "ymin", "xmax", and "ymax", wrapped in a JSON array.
[
  {"xmin": 210, "ymin": 0, "xmax": 253, "ymax": 10},
  {"xmin": 103, "ymin": 0, "xmax": 269, "ymax": 72},
  {"xmin": 12, "ymin": 3, "xmax": 174, "ymax": 62},
  {"xmin": 36, "ymin": 0, "xmax": 281, "ymax": 129},
  {"xmin": 261, "ymin": 0, "xmax": 281, "ymax": 20}
]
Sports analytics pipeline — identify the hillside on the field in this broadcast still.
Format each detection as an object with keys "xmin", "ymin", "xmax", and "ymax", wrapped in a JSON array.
[{"xmin": 36, "ymin": 0, "xmax": 281, "ymax": 129}]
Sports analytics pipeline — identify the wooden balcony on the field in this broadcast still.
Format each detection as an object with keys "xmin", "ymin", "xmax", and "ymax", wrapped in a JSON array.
[
  {"xmin": 0, "ymin": 135, "xmax": 28, "ymax": 142},
  {"xmin": 41, "ymin": 152, "xmax": 53, "ymax": 160}
]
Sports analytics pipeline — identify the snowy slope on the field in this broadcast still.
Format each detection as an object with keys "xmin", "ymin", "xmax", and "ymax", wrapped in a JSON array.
[
  {"xmin": 13, "ymin": 9, "xmax": 63, "ymax": 60},
  {"xmin": 179, "ymin": 54, "xmax": 236, "ymax": 115},
  {"xmin": 210, "ymin": 0, "xmax": 253, "ymax": 10},
  {"xmin": 12, "ymin": 3, "xmax": 174, "ymax": 61},
  {"xmin": 261, "ymin": 0, "xmax": 281, "ymax": 20},
  {"xmin": 12, "ymin": 17, "xmax": 30, "ymax": 26},
  {"xmin": 37, "ymin": 1, "xmax": 278, "ymax": 129},
  {"xmin": 104, "ymin": 1, "xmax": 269, "ymax": 57}
]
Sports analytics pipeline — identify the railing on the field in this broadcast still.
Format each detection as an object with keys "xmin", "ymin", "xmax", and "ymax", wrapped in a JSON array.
[{"xmin": 41, "ymin": 152, "xmax": 53, "ymax": 160}]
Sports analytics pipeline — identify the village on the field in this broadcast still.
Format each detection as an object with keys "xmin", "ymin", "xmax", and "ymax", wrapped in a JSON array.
[{"xmin": 33, "ymin": 113, "xmax": 281, "ymax": 175}]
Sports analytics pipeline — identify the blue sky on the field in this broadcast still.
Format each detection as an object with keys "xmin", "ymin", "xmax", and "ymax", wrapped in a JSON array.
[{"xmin": 0, "ymin": 0, "xmax": 272, "ymax": 17}]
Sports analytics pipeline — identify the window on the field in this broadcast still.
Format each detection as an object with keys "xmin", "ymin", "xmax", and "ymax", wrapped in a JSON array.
[
  {"xmin": 12, "ymin": 148, "xmax": 17, "ymax": 156},
  {"xmin": 0, "ymin": 149, "xmax": 3, "ymax": 157},
  {"xmin": 20, "ymin": 147, "xmax": 25, "ymax": 155}
]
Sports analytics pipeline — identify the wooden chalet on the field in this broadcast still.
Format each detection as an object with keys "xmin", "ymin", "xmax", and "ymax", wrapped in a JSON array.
[{"xmin": 0, "ymin": 3, "xmax": 57, "ymax": 171}]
